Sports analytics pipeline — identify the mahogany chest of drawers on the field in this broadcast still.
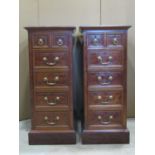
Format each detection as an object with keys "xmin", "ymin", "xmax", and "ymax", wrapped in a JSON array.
[
  {"xmin": 25, "ymin": 27, "xmax": 76, "ymax": 144},
  {"xmin": 79, "ymin": 26, "xmax": 131, "ymax": 144}
]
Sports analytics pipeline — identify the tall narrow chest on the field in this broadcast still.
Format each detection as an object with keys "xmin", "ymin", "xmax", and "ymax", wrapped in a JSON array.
[
  {"xmin": 80, "ymin": 26, "xmax": 130, "ymax": 144},
  {"xmin": 25, "ymin": 27, "xmax": 76, "ymax": 144}
]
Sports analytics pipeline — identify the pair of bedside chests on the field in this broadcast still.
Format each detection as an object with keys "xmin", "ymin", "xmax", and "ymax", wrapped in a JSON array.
[{"xmin": 25, "ymin": 26, "xmax": 130, "ymax": 144}]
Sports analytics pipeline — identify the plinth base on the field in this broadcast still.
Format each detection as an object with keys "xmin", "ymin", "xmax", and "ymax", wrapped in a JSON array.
[
  {"xmin": 81, "ymin": 129, "xmax": 129, "ymax": 144},
  {"xmin": 29, "ymin": 130, "xmax": 76, "ymax": 145}
]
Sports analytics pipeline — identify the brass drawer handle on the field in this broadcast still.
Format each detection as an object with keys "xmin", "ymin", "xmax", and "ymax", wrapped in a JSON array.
[
  {"xmin": 97, "ymin": 95, "xmax": 113, "ymax": 104},
  {"xmin": 44, "ymin": 96, "xmax": 60, "ymax": 106},
  {"xmin": 112, "ymin": 38, "xmax": 118, "ymax": 45},
  {"xmin": 97, "ymin": 56, "xmax": 112, "ymax": 65},
  {"xmin": 43, "ymin": 76, "xmax": 59, "ymax": 86},
  {"xmin": 44, "ymin": 116, "xmax": 60, "ymax": 125},
  {"xmin": 42, "ymin": 56, "xmax": 60, "ymax": 66},
  {"xmin": 97, "ymin": 75, "xmax": 113, "ymax": 85},
  {"xmin": 38, "ymin": 38, "xmax": 44, "ymax": 46},
  {"xmin": 93, "ymin": 36, "xmax": 98, "ymax": 45},
  {"xmin": 97, "ymin": 115, "xmax": 113, "ymax": 125},
  {"xmin": 57, "ymin": 38, "xmax": 63, "ymax": 46}
]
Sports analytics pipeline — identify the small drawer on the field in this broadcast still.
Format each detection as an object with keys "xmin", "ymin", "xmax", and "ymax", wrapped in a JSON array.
[
  {"xmin": 88, "ymin": 50, "xmax": 123, "ymax": 67},
  {"xmin": 34, "ymin": 52, "xmax": 69, "ymax": 67},
  {"xmin": 31, "ymin": 31, "xmax": 50, "ymax": 49},
  {"xmin": 88, "ymin": 71, "xmax": 123, "ymax": 86},
  {"xmin": 33, "ymin": 111, "xmax": 71, "ymax": 130},
  {"xmin": 106, "ymin": 33, "xmax": 124, "ymax": 48},
  {"xmin": 86, "ymin": 33, "xmax": 105, "ymax": 49},
  {"xmin": 52, "ymin": 31, "xmax": 70, "ymax": 49},
  {"xmin": 35, "ymin": 92, "xmax": 69, "ymax": 110},
  {"xmin": 88, "ymin": 90, "xmax": 123, "ymax": 106},
  {"xmin": 88, "ymin": 110, "xmax": 122, "ymax": 127},
  {"xmin": 34, "ymin": 71, "xmax": 69, "ymax": 87}
]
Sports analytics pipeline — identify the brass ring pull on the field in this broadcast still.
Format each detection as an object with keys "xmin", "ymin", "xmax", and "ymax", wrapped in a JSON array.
[
  {"xmin": 97, "ymin": 95, "xmax": 113, "ymax": 104},
  {"xmin": 97, "ymin": 75, "xmax": 113, "ymax": 85},
  {"xmin": 57, "ymin": 38, "xmax": 63, "ymax": 46},
  {"xmin": 93, "ymin": 36, "xmax": 98, "ymax": 45},
  {"xmin": 44, "ymin": 116, "xmax": 60, "ymax": 125},
  {"xmin": 97, "ymin": 115, "xmax": 113, "ymax": 125},
  {"xmin": 43, "ymin": 76, "xmax": 59, "ymax": 86},
  {"xmin": 38, "ymin": 38, "xmax": 44, "ymax": 46},
  {"xmin": 42, "ymin": 56, "xmax": 60, "ymax": 66},
  {"xmin": 112, "ymin": 38, "xmax": 118, "ymax": 45},
  {"xmin": 44, "ymin": 96, "xmax": 60, "ymax": 106},
  {"xmin": 97, "ymin": 56, "xmax": 112, "ymax": 65}
]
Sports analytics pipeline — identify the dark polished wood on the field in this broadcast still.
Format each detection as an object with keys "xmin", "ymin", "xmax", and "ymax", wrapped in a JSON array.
[
  {"xmin": 87, "ymin": 49, "xmax": 124, "ymax": 68},
  {"xmin": 25, "ymin": 27, "xmax": 75, "ymax": 30},
  {"xmin": 82, "ymin": 129, "xmax": 129, "ymax": 144},
  {"xmin": 25, "ymin": 27, "xmax": 76, "ymax": 145},
  {"xmin": 79, "ymin": 26, "xmax": 131, "ymax": 30},
  {"xmin": 33, "ymin": 111, "xmax": 71, "ymax": 130},
  {"xmin": 29, "ymin": 130, "xmax": 76, "ymax": 145},
  {"xmin": 88, "ymin": 90, "xmax": 123, "ymax": 106},
  {"xmin": 87, "ymin": 110, "xmax": 123, "ymax": 129},
  {"xmin": 80, "ymin": 26, "xmax": 130, "ymax": 144},
  {"xmin": 34, "ymin": 51, "xmax": 69, "ymax": 68},
  {"xmin": 88, "ymin": 71, "xmax": 123, "ymax": 86},
  {"xmin": 34, "ymin": 70, "xmax": 70, "ymax": 87}
]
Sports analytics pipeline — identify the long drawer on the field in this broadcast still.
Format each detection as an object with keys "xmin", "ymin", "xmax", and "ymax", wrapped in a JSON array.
[
  {"xmin": 33, "ymin": 111, "xmax": 72, "ymax": 130},
  {"xmin": 87, "ymin": 110, "xmax": 123, "ymax": 129},
  {"xmin": 88, "ymin": 89, "xmax": 123, "ymax": 106},
  {"xmin": 34, "ymin": 70, "xmax": 70, "ymax": 88},
  {"xmin": 87, "ymin": 49, "xmax": 124, "ymax": 69},
  {"xmin": 33, "ymin": 51, "xmax": 70, "ymax": 68},
  {"xmin": 34, "ymin": 91, "xmax": 71, "ymax": 111},
  {"xmin": 87, "ymin": 71, "xmax": 123, "ymax": 87}
]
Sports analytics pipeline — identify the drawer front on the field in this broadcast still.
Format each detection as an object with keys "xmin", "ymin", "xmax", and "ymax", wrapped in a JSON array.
[
  {"xmin": 35, "ymin": 92, "xmax": 69, "ymax": 108},
  {"xmin": 86, "ymin": 33, "xmax": 105, "ymax": 49},
  {"xmin": 88, "ymin": 110, "xmax": 122, "ymax": 127},
  {"xmin": 88, "ymin": 71, "xmax": 123, "ymax": 86},
  {"xmin": 88, "ymin": 50, "xmax": 123, "ymax": 67},
  {"xmin": 31, "ymin": 31, "xmax": 50, "ymax": 49},
  {"xmin": 88, "ymin": 90, "xmax": 123, "ymax": 106},
  {"xmin": 34, "ymin": 71, "xmax": 70, "ymax": 87},
  {"xmin": 52, "ymin": 31, "xmax": 70, "ymax": 49},
  {"xmin": 33, "ymin": 111, "xmax": 71, "ymax": 130},
  {"xmin": 34, "ymin": 52, "xmax": 69, "ymax": 67},
  {"xmin": 106, "ymin": 32, "xmax": 124, "ymax": 48}
]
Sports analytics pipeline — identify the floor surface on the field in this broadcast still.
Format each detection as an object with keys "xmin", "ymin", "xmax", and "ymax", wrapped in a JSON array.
[{"xmin": 19, "ymin": 119, "xmax": 135, "ymax": 155}]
